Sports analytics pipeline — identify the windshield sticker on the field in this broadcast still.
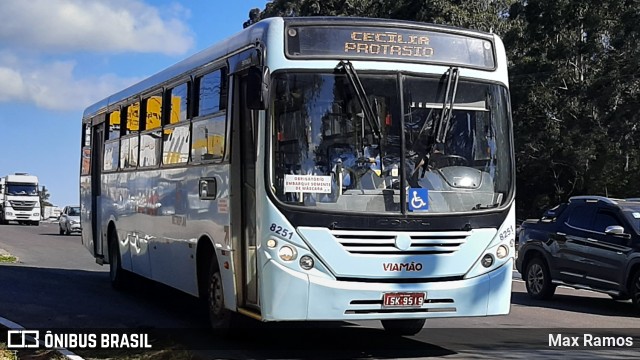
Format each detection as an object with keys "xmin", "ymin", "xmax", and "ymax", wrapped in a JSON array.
[
  {"xmin": 408, "ymin": 188, "xmax": 429, "ymax": 211},
  {"xmin": 284, "ymin": 175, "xmax": 332, "ymax": 193},
  {"xmin": 633, "ymin": 212, "xmax": 640, "ymax": 219}
]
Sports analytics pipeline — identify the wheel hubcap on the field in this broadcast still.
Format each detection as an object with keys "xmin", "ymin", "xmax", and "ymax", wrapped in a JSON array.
[
  {"xmin": 209, "ymin": 273, "xmax": 223, "ymax": 316},
  {"xmin": 527, "ymin": 263, "xmax": 544, "ymax": 294}
]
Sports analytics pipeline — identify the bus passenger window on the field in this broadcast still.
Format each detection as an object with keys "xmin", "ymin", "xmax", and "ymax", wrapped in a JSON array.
[
  {"xmin": 140, "ymin": 131, "xmax": 161, "ymax": 167},
  {"xmin": 108, "ymin": 111, "xmax": 120, "ymax": 140},
  {"xmin": 191, "ymin": 116, "xmax": 225, "ymax": 162},
  {"xmin": 145, "ymin": 95, "xmax": 163, "ymax": 130},
  {"xmin": 126, "ymin": 102, "xmax": 141, "ymax": 133},
  {"xmin": 169, "ymin": 83, "xmax": 189, "ymax": 124},
  {"xmin": 120, "ymin": 135, "xmax": 139, "ymax": 169},
  {"xmin": 197, "ymin": 70, "xmax": 224, "ymax": 116},
  {"xmin": 163, "ymin": 124, "xmax": 190, "ymax": 164},
  {"xmin": 103, "ymin": 140, "xmax": 119, "ymax": 171},
  {"xmin": 81, "ymin": 147, "xmax": 91, "ymax": 175}
]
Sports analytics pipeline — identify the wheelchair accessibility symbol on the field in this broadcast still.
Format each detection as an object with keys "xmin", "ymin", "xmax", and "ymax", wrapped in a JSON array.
[{"xmin": 408, "ymin": 188, "xmax": 429, "ymax": 211}]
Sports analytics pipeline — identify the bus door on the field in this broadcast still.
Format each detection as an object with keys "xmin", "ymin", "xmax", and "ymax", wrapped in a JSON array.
[
  {"xmin": 89, "ymin": 121, "xmax": 105, "ymax": 258},
  {"xmin": 230, "ymin": 72, "xmax": 259, "ymax": 309}
]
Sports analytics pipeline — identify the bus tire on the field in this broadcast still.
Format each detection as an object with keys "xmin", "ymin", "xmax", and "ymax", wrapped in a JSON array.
[
  {"xmin": 109, "ymin": 230, "xmax": 128, "ymax": 290},
  {"xmin": 524, "ymin": 257, "xmax": 556, "ymax": 300},
  {"xmin": 381, "ymin": 319, "xmax": 426, "ymax": 336},
  {"xmin": 207, "ymin": 262, "xmax": 232, "ymax": 331}
]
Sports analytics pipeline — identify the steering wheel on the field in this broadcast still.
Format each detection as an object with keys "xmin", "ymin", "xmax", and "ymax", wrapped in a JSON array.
[
  {"xmin": 430, "ymin": 154, "xmax": 468, "ymax": 168},
  {"xmin": 332, "ymin": 167, "xmax": 358, "ymax": 190}
]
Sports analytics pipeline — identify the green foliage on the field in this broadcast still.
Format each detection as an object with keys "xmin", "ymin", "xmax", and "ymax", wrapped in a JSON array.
[
  {"xmin": 39, "ymin": 186, "xmax": 52, "ymax": 208},
  {"xmin": 507, "ymin": 0, "xmax": 640, "ymax": 217},
  {"xmin": 246, "ymin": 0, "xmax": 640, "ymax": 218},
  {"xmin": 247, "ymin": 0, "xmax": 515, "ymax": 33}
]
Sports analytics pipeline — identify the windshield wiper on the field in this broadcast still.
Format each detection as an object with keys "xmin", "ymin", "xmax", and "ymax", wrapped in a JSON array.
[
  {"xmin": 434, "ymin": 67, "xmax": 460, "ymax": 144},
  {"xmin": 410, "ymin": 67, "xmax": 460, "ymax": 178},
  {"xmin": 338, "ymin": 61, "xmax": 381, "ymax": 140}
]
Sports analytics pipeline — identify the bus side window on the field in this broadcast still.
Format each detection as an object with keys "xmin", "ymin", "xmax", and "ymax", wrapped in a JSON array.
[
  {"xmin": 196, "ymin": 70, "xmax": 224, "ymax": 117},
  {"xmin": 145, "ymin": 95, "xmax": 163, "ymax": 131},
  {"xmin": 107, "ymin": 110, "xmax": 121, "ymax": 171},
  {"xmin": 168, "ymin": 83, "xmax": 189, "ymax": 124},
  {"xmin": 81, "ymin": 123, "xmax": 91, "ymax": 175},
  {"xmin": 191, "ymin": 116, "xmax": 225, "ymax": 163}
]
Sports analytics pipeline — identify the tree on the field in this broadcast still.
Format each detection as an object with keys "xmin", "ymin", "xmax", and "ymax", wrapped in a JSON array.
[
  {"xmin": 39, "ymin": 186, "xmax": 52, "ymax": 218},
  {"xmin": 247, "ymin": 0, "xmax": 516, "ymax": 34},
  {"xmin": 507, "ymin": 0, "xmax": 640, "ymax": 217}
]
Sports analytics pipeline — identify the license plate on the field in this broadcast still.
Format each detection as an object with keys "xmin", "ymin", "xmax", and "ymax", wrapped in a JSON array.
[{"xmin": 382, "ymin": 292, "xmax": 426, "ymax": 307}]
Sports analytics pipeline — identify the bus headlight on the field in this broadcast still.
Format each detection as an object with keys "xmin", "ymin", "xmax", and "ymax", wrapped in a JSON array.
[
  {"xmin": 496, "ymin": 245, "xmax": 509, "ymax": 259},
  {"xmin": 299, "ymin": 255, "xmax": 314, "ymax": 270},
  {"xmin": 481, "ymin": 254, "xmax": 494, "ymax": 268},
  {"xmin": 266, "ymin": 239, "xmax": 277, "ymax": 249},
  {"xmin": 278, "ymin": 245, "xmax": 296, "ymax": 261}
]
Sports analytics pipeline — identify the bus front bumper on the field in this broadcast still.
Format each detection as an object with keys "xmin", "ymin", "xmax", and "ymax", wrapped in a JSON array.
[{"xmin": 260, "ymin": 258, "xmax": 513, "ymax": 321}]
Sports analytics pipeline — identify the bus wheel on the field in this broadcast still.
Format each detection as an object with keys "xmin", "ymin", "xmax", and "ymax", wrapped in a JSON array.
[
  {"xmin": 381, "ymin": 319, "xmax": 425, "ymax": 336},
  {"xmin": 207, "ymin": 263, "xmax": 232, "ymax": 330},
  {"xmin": 109, "ymin": 231, "xmax": 127, "ymax": 289}
]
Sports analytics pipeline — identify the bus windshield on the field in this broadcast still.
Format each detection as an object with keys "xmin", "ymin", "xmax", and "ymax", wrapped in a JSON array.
[{"xmin": 270, "ymin": 71, "xmax": 513, "ymax": 214}]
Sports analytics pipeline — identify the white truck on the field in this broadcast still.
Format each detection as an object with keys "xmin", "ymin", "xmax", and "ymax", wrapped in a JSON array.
[{"xmin": 0, "ymin": 173, "xmax": 41, "ymax": 225}]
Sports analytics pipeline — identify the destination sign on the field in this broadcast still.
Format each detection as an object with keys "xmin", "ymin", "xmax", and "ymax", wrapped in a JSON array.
[{"xmin": 286, "ymin": 26, "xmax": 495, "ymax": 69}]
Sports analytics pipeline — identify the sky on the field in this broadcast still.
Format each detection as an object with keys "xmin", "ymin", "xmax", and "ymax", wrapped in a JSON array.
[{"xmin": 0, "ymin": 0, "xmax": 268, "ymax": 207}]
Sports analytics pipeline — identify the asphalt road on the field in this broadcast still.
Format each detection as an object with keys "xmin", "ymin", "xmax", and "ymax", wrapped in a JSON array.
[{"xmin": 1, "ymin": 222, "xmax": 640, "ymax": 359}]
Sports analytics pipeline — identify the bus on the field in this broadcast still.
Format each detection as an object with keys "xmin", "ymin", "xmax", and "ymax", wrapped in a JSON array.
[{"xmin": 80, "ymin": 16, "xmax": 515, "ymax": 336}]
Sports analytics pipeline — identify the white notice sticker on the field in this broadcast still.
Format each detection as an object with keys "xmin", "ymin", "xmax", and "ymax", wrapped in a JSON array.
[
  {"xmin": 633, "ymin": 212, "xmax": 640, "ymax": 219},
  {"xmin": 284, "ymin": 175, "xmax": 332, "ymax": 193}
]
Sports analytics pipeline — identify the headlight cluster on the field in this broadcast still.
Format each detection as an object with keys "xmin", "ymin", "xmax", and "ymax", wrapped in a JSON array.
[
  {"xmin": 481, "ymin": 244, "xmax": 509, "ymax": 268},
  {"xmin": 496, "ymin": 244, "xmax": 509, "ymax": 259},
  {"xmin": 267, "ymin": 238, "xmax": 315, "ymax": 270},
  {"xmin": 278, "ymin": 245, "xmax": 296, "ymax": 261}
]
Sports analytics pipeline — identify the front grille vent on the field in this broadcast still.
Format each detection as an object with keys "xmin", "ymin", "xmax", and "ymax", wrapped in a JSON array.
[{"xmin": 331, "ymin": 230, "xmax": 468, "ymax": 255}]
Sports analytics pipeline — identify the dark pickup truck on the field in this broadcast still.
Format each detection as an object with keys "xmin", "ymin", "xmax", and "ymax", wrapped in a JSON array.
[{"xmin": 516, "ymin": 196, "xmax": 640, "ymax": 311}]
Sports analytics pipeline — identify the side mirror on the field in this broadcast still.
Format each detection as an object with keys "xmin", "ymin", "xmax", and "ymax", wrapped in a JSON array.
[
  {"xmin": 246, "ymin": 66, "xmax": 270, "ymax": 110},
  {"xmin": 604, "ymin": 225, "xmax": 629, "ymax": 237}
]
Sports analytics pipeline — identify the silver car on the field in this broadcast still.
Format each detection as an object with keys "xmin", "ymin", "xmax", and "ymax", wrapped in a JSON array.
[{"xmin": 59, "ymin": 206, "xmax": 81, "ymax": 235}]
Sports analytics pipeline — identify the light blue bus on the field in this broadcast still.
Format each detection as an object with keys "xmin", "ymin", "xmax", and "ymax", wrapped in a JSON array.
[{"xmin": 80, "ymin": 16, "xmax": 515, "ymax": 335}]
